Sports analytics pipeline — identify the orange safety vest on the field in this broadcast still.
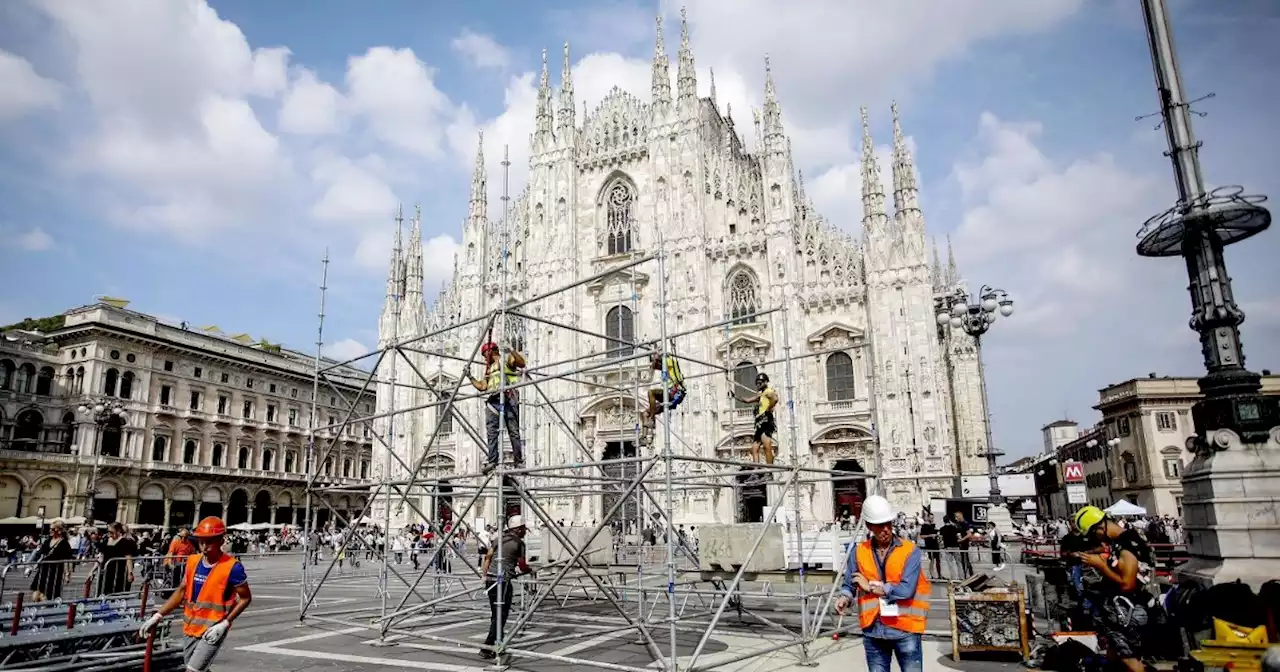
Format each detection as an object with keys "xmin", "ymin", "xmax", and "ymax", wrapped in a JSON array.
[
  {"xmin": 182, "ymin": 553, "xmax": 239, "ymax": 637},
  {"xmin": 855, "ymin": 538, "xmax": 931, "ymax": 634}
]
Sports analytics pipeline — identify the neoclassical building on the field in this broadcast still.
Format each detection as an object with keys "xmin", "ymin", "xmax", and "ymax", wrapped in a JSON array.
[
  {"xmin": 374, "ymin": 16, "xmax": 990, "ymax": 527},
  {"xmin": 0, "ymin": 302, "xmax": 374, "ymax": 530}
]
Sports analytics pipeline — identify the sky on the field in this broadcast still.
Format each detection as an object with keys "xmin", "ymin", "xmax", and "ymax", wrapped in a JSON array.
[{"xmin": 1, "ymin": 0, "xmax": 1277, "ymax": 459}]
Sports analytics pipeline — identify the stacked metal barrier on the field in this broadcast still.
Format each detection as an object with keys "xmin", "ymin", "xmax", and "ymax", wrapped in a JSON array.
[{"xmin": 0, "ymin": 591, "xmax": 180, "ymax": 669}]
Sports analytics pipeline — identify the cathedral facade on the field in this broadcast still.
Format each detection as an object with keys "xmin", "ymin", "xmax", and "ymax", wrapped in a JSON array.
[{"xmin": 374, "ymin": 16, "xmax": 990, "ymax": 529}]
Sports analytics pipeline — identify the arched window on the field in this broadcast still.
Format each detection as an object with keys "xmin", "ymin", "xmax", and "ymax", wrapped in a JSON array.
[
  {"xmin": 104, "ymin": 368, "xmax": 119, "ymax": 396},
  {"xmin": 14, "ymin": 409, "xmax": 43, "ymax": 446},
  {"xmin": 360, "ymin": 460, "xmax": 369, "ymax": 479},
  {"xmin": 0, "ymin": 359, "xmax": 13, "ymax": 389},
  {"xmin": 238, "ymin": 447, "xmax": 250, "ymax": 469},
  {"xmin": 61, "ymin": 412, "xmax": 76, "ymax": 450},
  {"xmin": 99, "ymin": 416, "xmax": 124, "ymax": 457},
  {"xmin": 503, "ymin": 299, "xmax": 526, "ymax": 352},
  {"xmin": 604, "ymin": 181, "xmax": 634, "ymax": 255},
  {"xmin": 732, "ymin": 361, "xmax": 758, "ymax": 409},
  {"xmin": 15, "ymin": 364, "xmax": 34, "ymax": 394},
  {"xmin": 726, "ymin": 268, "xmax": 761, "ymax": 324},
  {"xmin": 119, "ymin": 371, "xmax": 134, "ymax": 400},
  {"xmin": 285, "ymin": 451, "xmax": 296, "ymax": 473},
  {"xmin": 343, "ymin": 459, "xmax": 352, "ymax": 478},
  {"xmin": 75, "ymin": 367, "xmax": 84, "ymax": 394},
  {"xmin": 324, "ymin": 457, "xmax": 334, "ymax": 476},
  {"xmin": 151, "ymin": 436, "xmax": 167, "ymax": 462},
  {"xmin": 211, "ymin": 443, "xmax": 224, "ymax": 467},
  {"xmin": 184, "ymin": 439, "xmax": 197, "ymax": 464},
  {"xmin": 825, "ymin": 352, "xmax": 856, "ymax": 401},
  {"xmin": 36, "ymin": 367, "xmax": 54, "ymax": 396},
  {"xmin": 604, "ymin": 305, "xmax": 634, "ymax": 358},
  {"xmin": 437, "ymin": 391, "xmax": 454, "ymax": 434},
  {"xmin": 1121, "ymin": 452, "xmax": 1138, "ymax": 484},
  {"xmin": 261, "ymin": 449, "xmax": 274, "ymax": 472},
  {"xmin": 64, "ymin": 367, "xmax": 75, "ymax": 395}
]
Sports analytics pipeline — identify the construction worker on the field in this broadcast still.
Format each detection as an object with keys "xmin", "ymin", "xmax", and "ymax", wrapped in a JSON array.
[
  {"xmin": 164, "ymin": 527, "xmax": 195, "ymax": 596},
  {"xmin": 469, "ymin": 341, "xmax": 526, "ymax": 473},
  {"xmin": 642, "ymin": 347, "xmax": 686, "ymax": 427},
  {"xmin": 1071, "ymin": 505, "xmax": 1160, "ymax": 672},
  {"xmin": 480, "ymin": 514, "xmax": 533, "ymax": 660},
  {"xmin": 732, "ymin": 372, "xmax": 779, "ymax": 464},
  {"xmin": 139, "ymin": 516, "xmax": 252, "ymax": 672},
  {"xmin": 835, "ymin": 495, "xmax": 930, "ymax": 672}
]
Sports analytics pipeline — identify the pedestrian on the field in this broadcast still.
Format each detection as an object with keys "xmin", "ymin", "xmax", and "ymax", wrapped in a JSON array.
[
  {"xmin": 480, "ymin": 515, "xmax": 533, "ymax": 660},
  {"xmin": 835, "ymin": 495, "xmax": 930, "ymax": 672},
  {"xmin": 139, "ymin": 516, "xmax": 253, "ymax": 672},
  {"xmin": 29, "ymin": 521, "xmax": 73, "ymax": 602},
  {"xmin": 165, "ymin": 527, "xmax": 196, "ymax": 595},
  {"xmin": 917, "ymin": 513, "xmax": 942, "ymax": 580}
]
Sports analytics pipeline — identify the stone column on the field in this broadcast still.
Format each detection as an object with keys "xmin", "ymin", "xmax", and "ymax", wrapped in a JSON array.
[{"xmin": 162, "ymin": 499, "xmax": 172, "ymax": 530}]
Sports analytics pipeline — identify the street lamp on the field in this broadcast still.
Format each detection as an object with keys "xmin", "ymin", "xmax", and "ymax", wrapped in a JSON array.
[
  {"xmin": 77, "ymin": 400, "xmax": 128, "ymax": 524},
  {"xmin": 1086, "ymin": 436, "xmax": 1122, "ymax": 504},
  {"xmin": 936, "ymin": 286, "xmax": 1014, "ymax": 527}
]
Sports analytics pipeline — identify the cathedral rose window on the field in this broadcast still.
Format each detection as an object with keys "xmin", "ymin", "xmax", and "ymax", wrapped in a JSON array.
[
  {"xmin": 727, "ymin": 268, "xmax": 761, "ymax": 324},
  {"xmin": 605, "ymin": 181, "xmax": 634, "ymax": 255}
]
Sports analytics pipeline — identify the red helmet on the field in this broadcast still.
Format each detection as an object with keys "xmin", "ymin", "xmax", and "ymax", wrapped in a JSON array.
[
  {"xmin": 192, "ymin": 516, "xmax": 227, "ymax": 538},
  {"xmin": 481, "ymin": 342, "xmax": 499, "ymax": 356}
]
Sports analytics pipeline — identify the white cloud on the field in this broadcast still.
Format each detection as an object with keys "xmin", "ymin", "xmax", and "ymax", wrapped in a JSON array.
[
  {"xmin": 0, "ymin": 51, "xmax": 62, "ymax": 120},
  {"xmin": 310, "ymin": 153, "xmax": 398, "ymax": 223},
  {"xmin": 422, "ymin": 234, "xmax": 460, "ymax": 290},
  {"xmin": 345, "ymin": 47, "xmax": 457, "ymax": 158},
  {"xmin": 323, "ymin": 337, "xmax": 369, "ymax": 362},
  {"xmin": 279, "ymin": 68, "xmax": 343, "ymax": 135},
  {"xmin": 4, "ymin": 227, "xmax": 55, "ymax": 251},
  {"xmin": 451, "ymin": 29, "xmax": 511, "ymax": 70},
  {"xmin": 948, "ymin": 112, "xmax": 1171, "ymax": 338}
]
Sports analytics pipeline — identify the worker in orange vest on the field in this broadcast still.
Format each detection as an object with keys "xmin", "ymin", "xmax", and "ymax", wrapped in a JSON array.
[
  {"xmin": 163, "ymin": 527, "xmax": 196, "ymax": 597},
  {"xmin": 835, "ymin": 495, "xmax": 930, "ymax": 672},
  {"xmin": 139, "ymin": 516, "xmax": 252, "ymax": 672}
]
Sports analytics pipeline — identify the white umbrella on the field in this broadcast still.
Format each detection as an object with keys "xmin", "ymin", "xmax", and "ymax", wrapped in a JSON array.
[
  {"xmin": 1105, "ymin": 500, "xmax": 1147, "ymax": 516},
  {"xmin": 227, "ymin": 522, "xmax": 254, "ymax": 531}
]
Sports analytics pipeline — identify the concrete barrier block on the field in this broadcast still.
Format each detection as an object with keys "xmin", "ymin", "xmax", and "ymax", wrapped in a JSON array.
[
  {"xmin": 697, "ymin": 523, "xmax": 786, "ymax": 572},
  {"xmin": 539, "ymin": 527, "xmax": 614, "ymax": 565}
]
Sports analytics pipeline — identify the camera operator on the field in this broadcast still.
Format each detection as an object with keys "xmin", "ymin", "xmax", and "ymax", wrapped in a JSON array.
[{"xmin": 1070, "ymin": 506, "xmax": 1161, "ymax": 672}]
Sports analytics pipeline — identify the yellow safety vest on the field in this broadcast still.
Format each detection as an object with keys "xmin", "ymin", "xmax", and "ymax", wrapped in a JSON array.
[
  {"xmin": 758, "ymin": 384, "xmax": 776, "ymax": 416},
  {"xmin": 486, "ymin": 360, "xmax": 520, "ymax": 391}
]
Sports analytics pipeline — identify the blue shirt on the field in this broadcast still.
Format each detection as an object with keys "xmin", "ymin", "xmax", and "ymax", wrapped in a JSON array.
[
  {"xmin": 191, "ymin": 557, "xmax": 248, "ymax": 602},
  {"xmin": 840, "ymin": 536, "xmax": 923, "ymax": 640}
]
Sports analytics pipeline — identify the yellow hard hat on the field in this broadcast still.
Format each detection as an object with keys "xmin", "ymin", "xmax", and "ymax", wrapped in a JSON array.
[{"xmin": 1072, "ymin": 506, "xmax": 1106, "ymax": 535}]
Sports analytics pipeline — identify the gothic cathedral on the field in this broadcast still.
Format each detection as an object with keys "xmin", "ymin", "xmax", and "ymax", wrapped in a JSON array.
[{"xmin": 374, "ymin": 14, "xmax": 989, "ymax": 529}]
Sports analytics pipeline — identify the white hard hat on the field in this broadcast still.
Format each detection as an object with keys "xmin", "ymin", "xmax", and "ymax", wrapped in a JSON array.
[
  {"xmin": 507, "ymin": 515, "xmax": 525, "ymax": 529},
  {"xmin": 861, "ymin": 495, "xmax": 895, "ymax": 525}
]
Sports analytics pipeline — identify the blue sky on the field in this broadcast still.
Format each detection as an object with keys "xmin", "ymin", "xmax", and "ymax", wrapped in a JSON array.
[{"xmin": 1, "ymin": 0, "xmax": 1277, "ymax": 458}]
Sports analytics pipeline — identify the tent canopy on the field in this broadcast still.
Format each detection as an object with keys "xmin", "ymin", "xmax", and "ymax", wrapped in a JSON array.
[{"xmin": 1105, "ymin": 500, "xmax": 1147, "ymax": 516}]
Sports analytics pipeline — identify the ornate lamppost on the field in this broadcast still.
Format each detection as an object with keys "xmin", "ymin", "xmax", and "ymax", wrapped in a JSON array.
[
  {"xmin": 1135, "ymin": 0, "xmax": 1277, "ymax": 586},
  {"xmin": 77, "ymin": 400, "xmax": 127, "ymax": 524},
  {"xmin": 1086, "ymin": 436, "xmax": 1122, "ymax": 505},
  {"xmin": 936, "ymin": 286, "xmax": 1014, "ymax": 529}
]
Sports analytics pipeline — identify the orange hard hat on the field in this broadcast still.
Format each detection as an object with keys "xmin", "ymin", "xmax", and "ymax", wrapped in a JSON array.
[{"xmin": 192, "ymin": 516, "xmax": 227, "ymax": 538}]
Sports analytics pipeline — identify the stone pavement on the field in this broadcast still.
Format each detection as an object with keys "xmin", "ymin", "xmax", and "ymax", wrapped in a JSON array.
[{"xmin": 201, "ymin": 554, "xmax": 1029, "ymax": 672}]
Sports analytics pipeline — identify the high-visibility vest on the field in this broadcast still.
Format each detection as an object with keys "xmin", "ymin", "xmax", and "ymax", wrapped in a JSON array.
[
  {"xmin": 182, "ymin": 553, "xmax": 240, "ymax": 637},
  {"xmin": 486, "ymin": 360, "xmax": 520, "ymax": 392},
  {"xmin": 664, "ymin": 356, "xmax": 684, "ymax": 389},
  {"xmin": 758, "ymin": 385, "xmax": 776, "ymax": 416},
  {"xmin": 854, "ymin": 538, "xmax": 930, "ymax": 634}
]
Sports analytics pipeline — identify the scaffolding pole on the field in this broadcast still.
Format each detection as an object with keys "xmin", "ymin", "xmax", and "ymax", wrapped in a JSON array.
[{"xmin": 295, "ymin": 223, "xmax": 882, "ymax": 672}]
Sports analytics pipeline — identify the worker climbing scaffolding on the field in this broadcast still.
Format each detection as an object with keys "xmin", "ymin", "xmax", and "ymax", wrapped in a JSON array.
[
  {"xmin": 469, "ymin": 338, "xmax": 526, "ymax": 473},
  {"xmin": 733, "ymin": 372, "xmax": 779, "ymax": 465},
  {"xmin": 641, "ymin": 341, "xmax": 687, "ymax": 428}
]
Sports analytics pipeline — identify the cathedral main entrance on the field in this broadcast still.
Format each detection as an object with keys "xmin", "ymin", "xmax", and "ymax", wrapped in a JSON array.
[
  {"xmin": 832, "ymin": 459, "xmax": 868, "ymax": 521},
  {"xmin": 435, "ymin": 480, "xmax": 453, "ymax": 526},
  {"xmin": 601, "ymin": 441, "xmax": 639, "ymax": 527}
]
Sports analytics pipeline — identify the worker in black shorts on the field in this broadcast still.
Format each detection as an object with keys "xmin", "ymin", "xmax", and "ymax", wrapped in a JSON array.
[{"xmin": 733, "ymin": 372, "xmax": 779, "ymax": 465}]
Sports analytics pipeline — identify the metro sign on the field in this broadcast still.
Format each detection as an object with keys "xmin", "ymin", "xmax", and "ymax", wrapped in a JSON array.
[{"xmin": 1063, "ymin": 460, "xmax": 1085, "ymax": 484}]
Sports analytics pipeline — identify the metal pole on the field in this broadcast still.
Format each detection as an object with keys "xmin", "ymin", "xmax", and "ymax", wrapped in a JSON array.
[
  {"xmin": 302, "ymin": 249, "xmax": 329, "ymax": 611},
  {"xmin": 656, "ymin": 232, "xmax": 678, "ymax": 671},
  {"xmin": 379, "ymin": 209, "xmax": 404, "ymax": 628},
  {"xmin": 494, "ymin": 143, "xmax": 513, "ymax": 657},
  {"xmin": 86, "ymin": 421, "xmax": 101, "ymax": 524},
  {"xmin": 780, "ymin": 305, "xmax": 810, "ymax": 662},
  {"xmin": 975, "ymin": 334, "xmax": 1002, "ymax": 505}
]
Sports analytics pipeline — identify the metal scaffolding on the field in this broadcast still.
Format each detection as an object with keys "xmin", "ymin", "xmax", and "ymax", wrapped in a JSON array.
[{"xmin": 296, "ymin": 147, "xmax": 877, "ymax": 672}]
